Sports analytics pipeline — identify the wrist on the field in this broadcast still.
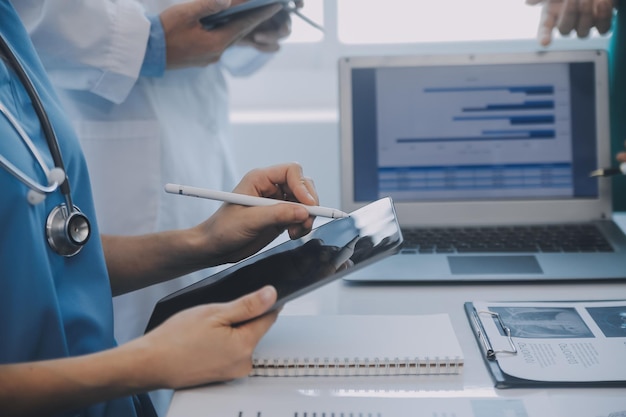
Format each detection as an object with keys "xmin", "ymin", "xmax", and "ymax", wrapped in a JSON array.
[
  {"xmin": 113, "ymin": 338, "xmax": 165, "ymax": 391},
  {"xmin": 185, "ymin": 218, "xmax": 223, "ymax": 267}
]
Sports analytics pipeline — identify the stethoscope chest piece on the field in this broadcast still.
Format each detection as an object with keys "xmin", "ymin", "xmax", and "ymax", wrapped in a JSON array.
[{"xmin": 46, "ymin": 204, "xmax": 91, "ymax": 257}]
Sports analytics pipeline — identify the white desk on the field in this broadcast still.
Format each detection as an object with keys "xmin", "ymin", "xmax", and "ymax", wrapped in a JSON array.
[{"xmin": 166, "ymin": 217, "xmax": 626, "ymax": 417}]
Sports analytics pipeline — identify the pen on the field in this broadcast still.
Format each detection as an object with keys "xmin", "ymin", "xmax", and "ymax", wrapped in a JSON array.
[
  {"xmin": 590, "ymin": 162, "xmax": 626, "ymax": 177},
  {"xmin": 291, "ymin": 9, "xmax": 325, "ymax": 33},
  {"xmin": 164, "ymin": 183, "xmax": 349, "ymax": 219}
]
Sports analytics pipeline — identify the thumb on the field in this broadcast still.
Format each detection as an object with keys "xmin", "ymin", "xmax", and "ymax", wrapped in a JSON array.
[
  {"xmin": 222, "ymin": 285, "xmax": 278, "ymax": 326},
  {"xmin": 188, "ymin": 0, "xmax": 232, "ymax": 18}
]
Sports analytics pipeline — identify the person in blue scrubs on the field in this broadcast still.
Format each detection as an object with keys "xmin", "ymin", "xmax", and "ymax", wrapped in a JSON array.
[
  {"xmin": 525, "ymin": 0, "xmax": 625, "ymax": 209},
  {"xmin": 15, "ymin": 3, "xmax": 303, "ymax": 414},
  {"xmin": 0, "ymin": 2, "xmax": 319, "ymax": 416}
]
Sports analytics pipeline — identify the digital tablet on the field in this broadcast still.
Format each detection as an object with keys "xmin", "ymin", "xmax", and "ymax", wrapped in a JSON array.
[
  {"xmin": 199, "ymin": 0, "xmax": 292, "ymax": 30},
  {"xmin": 145, "ymin": 197, "xmax": 403, "ymax": 332}
]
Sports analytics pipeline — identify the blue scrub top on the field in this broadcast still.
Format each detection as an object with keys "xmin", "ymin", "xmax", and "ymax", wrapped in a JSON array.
[{"xmin": 0, "ymin": 2, "xmax": 145, "ymax": 416}]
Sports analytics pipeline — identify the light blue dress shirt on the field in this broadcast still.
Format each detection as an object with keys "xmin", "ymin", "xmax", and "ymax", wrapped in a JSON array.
[{"xmin": 140, "ymin": 15, "xmax": 166, "ymax": 78}]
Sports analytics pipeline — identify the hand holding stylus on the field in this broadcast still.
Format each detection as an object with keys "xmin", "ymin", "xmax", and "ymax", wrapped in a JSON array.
[
  {"xmin": 590, "ymin": 163, "xmax": 626, "ymax": 177},
  {"xmin": 591, "ymin": 140, "xmax": 626, "ymax": 177}
]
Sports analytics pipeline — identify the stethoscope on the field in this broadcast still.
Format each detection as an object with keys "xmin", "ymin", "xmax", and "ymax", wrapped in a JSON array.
[{"xmin": 0, "ymin": 34, "xmax": 90, "ymax": 257}]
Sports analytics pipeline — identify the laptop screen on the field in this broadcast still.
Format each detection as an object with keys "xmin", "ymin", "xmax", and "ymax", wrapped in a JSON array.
[
  {"xmin": 349, "ymin": 59, "xmax": 599, "ymax": 204},
  {"xmin": 337, "ymin": 52, "xmax": 626, "ymax": 282}
]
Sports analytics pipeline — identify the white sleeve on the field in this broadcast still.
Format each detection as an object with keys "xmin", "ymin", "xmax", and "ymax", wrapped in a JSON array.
[{"xmin": 14, "ymin": 0, "xmax": 151, "ymax": 104}]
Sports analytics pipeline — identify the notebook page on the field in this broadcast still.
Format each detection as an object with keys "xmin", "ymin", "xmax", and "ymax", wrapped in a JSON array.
[{"xmin": 251, "ymin": 314, "xmax": 463, "ymax": 376}]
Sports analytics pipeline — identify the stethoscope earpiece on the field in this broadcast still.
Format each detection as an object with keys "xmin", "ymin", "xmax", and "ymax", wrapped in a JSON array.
[
  {"xmin": 47, "ymin": 167, "xmax": 66, "ymax": 186},
  {"xmin": 27, "ymin": 189, "xmax": 46, "ymax": 205},
  {"xmin": 26, "ymin": 168, "xmax": 66, "ymax": 206}
]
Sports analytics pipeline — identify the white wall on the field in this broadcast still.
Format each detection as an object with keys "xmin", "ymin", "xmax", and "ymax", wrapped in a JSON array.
[{"xmin": 231, "ymin": 119, "xmax": 341, "ymax": 208}]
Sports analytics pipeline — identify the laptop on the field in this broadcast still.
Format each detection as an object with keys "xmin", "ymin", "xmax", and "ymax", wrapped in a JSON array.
[{"xmin": 338, "ymin": 50, "xmax": 626, "ymax": 282}]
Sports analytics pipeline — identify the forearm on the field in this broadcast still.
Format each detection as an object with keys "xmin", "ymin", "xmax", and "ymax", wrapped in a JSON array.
[
  {"xmin": 101, "ymin": 227, "xmax": 217, "ymax": 296},
  {"xmin": 0, "ymin": 343, "xmax": 156, "ymax": 416}
]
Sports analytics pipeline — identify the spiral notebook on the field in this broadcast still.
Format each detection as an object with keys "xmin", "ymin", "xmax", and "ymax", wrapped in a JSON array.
[{"xmin": 250, "ymin": 314, "xmax": 464, "ymax": 377}]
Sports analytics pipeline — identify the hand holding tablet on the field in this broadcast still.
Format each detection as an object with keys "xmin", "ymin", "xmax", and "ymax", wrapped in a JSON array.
[
  {"xmin": 145, "ymin": 197, "xmax": 402, "ymax": 332},
  {"xmin": 199, "ymin": 0, "xmax": 323, "ymax": 32}
]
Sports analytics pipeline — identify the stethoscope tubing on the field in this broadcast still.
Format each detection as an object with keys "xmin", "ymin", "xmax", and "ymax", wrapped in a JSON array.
[
  {"xmin": 0, "ymin": 32, "xmax": 90, "ymax": 256},
  {"xmin": 0, "ymin": 101, "xmax": 60, "ymax": 194},
  {"xmin": 0, "ymin": 33, "xmax": 73, "ymax": 208}
]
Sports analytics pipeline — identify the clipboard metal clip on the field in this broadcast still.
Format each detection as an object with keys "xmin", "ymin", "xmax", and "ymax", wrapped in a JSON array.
[{"xmin": 472, "ymin": 310, "xmax": 517, "ymax": 360}]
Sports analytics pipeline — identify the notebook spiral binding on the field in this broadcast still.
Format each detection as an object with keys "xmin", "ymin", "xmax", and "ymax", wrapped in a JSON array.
[{"xmin": 250, "ymin": 356, "xmax": 464, "ymax": 377}]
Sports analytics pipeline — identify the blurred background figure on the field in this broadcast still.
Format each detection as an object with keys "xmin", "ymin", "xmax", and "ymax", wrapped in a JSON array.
[
  {"xmin": 525, "ymin": 0, "xmax": 626, "ymax": 209},
  {"xmin": 526, "ymin": 0, "xmax": 615, "ymax": 46}
]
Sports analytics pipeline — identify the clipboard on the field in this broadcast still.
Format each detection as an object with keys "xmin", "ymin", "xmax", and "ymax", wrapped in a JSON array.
[{"xmin": 464, "ymin": 301, "xmax": 626, "ymax": 389}]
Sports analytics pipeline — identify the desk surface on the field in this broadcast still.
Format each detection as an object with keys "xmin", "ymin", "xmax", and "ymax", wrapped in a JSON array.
[{"xmin": 166, "ymin": 217, "xmax": 626, "ymax": 417}]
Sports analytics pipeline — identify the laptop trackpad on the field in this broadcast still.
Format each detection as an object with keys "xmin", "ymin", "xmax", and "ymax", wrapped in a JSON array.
[{"xmin": 448, "ymin": 255, "xmax": 542, "ymax": 274}]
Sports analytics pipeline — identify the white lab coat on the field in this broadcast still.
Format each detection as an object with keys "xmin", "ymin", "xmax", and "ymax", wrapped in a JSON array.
[{"xmin": 16, "ymin": 1, "xmax": 273, "ymax": 414}]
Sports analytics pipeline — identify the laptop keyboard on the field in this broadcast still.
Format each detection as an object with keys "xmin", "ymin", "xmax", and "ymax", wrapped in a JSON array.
[{"xmin": 400, "ymin": 224, "xmax": 614, "ymax": 254}]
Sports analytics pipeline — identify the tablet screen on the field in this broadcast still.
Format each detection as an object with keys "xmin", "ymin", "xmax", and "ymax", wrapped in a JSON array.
[{"xmin": 145, "ymin": 197, "xmax": 402, "ymax": 332}]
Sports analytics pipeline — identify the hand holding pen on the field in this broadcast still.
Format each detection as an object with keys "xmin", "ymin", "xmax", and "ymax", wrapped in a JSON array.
[
  {"xmin": 165, "ymin": 183, "xmax": 349, "ymax": 219},
  {"xmin": 591, "ymin": 142, "xmax": 626, "ymax": 177},
  {"xmin": 590, "ymin": 163, "xmax": 626, "ymax": 178}
]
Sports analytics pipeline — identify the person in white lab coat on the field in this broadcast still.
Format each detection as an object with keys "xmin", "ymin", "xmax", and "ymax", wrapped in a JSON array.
[{"xmin": 15, "ymin": 0, "xmax": 300, "ymax": 414}]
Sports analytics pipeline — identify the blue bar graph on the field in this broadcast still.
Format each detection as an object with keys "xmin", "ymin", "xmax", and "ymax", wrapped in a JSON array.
[
  {"xmin": 424, "ymin": 85, "xmax": 554, "ymax": 95},
  {"xmin": 510, "ymin": 115, "xmax": 555, "ymax": 124},
  {"xmin": 463, "ymin": 100, "xmax": 555, "ymax": 112},
  {"xmin": 482, "ymin": 129, "xmax": 555, "ymax": 138},
  {"xmin": 412, "ymin": 83, "xmax": 559, "ymax": 144},
  {"xmin": 509, "ymin": 86, "xmax": 554, "ymax": 95},
  {"xmin": 397, "ymin": 131, "xmax": 555, "ymax": 143},
  {"xmin": 453, "ymin": 115, "xmax": 555, "ymax": 125}
]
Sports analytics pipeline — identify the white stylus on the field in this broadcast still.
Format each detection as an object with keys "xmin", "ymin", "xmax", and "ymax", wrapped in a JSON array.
[{"xmin": 164, "ymin": 183, "xmax": 349, "ymax": 219}]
